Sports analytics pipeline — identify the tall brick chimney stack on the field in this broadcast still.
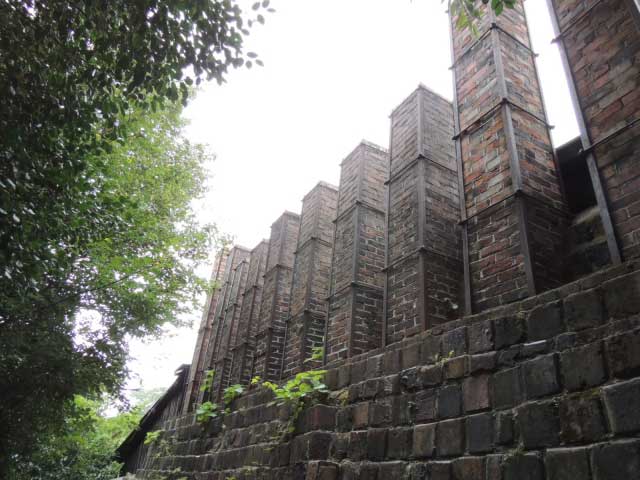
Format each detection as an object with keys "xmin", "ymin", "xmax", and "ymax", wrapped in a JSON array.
[
  {"xmin": 546, "ymin": 0, "xmax": 638, "ymax": 262},
  {"xmin": 229, "ymin": 239, "xmax": 269, "ymax": 385},
  {"xmin": 205, "ymin": 245, "xmax": 250, "ymax": 401},
  {"xmin": 450, "ymin": 1, "xmax": 567, "ymax": 313},
  {"xmin": 189, "ymin": 246, "xmax": 250, "ymax": 403},
  {"xmin": 252, "ymin": 211, "xmax": 300, "ymax": 381},
  {"xmin": 384, "ymin": 86, "xmax": 463, "ymax": 345},
  {"xmin": 282, "ymin": 182, "xmax": 338, "ymax": 378},
  {"xmin": 325, "ymin": 142, "xmax": 388, "ymax": 364},
  {"xmin": 182, "ymin": 248, "xmax": 229, "ymax": 413}
]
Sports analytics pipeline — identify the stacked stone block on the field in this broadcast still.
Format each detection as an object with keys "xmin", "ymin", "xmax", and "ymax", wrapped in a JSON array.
[
  {"xmin": 385, "ymin": 86, "xmax": 463, "ymax": 346},
  {"xmin": 182, "ymin": 249, "xmax": 229, "ymax": 413},
  {"xmin": 136, "ymin": 259, "xmax": 640, "ymax": 480},
  {"xmin": 207, "ymin": 246, "xmax": 250, "ymax": 400},
  {"xmin": 450, "ymin": 1, "xmax": 567, "ymax": 313},
  {"xmin": 547, "ymin": 0, "xmax": 639, "ymax": 261},
  {"xmin": 252, "ymin": 212, "xmax": 300, "ymax": 381},
  {"xmin": 229, "ymin": 240, "xmax": 269, "ymax": 386},
  {"xmin": 282, "ymin": 182, "xmax": 338, "ymax": 378},
  {"xmin": 325, "ymin": 142, "xmax": 388, "ymax": 364}
]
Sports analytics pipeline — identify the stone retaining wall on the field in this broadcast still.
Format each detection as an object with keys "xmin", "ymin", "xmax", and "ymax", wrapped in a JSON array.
[{"xmin": 136, "ymin": 259, "xmax": 640, "ymax": 480}]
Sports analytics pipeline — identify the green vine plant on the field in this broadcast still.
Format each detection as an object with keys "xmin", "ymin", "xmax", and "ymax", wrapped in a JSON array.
[
  {"xmin": 262, "ymin": 369, "xmax": 328, "ymax": 439},
  {"xmin": 434, "ymin": 350, "xmax": 456, "ymax": 367},
  {"xmin": 303, "ymin": 345, "xmax": 324, "ymax": 364},
  {"xmin": 194, "ymin": 366, "xmax": 330, "ymax": 445},
  {"xmin": 200, "ymin": 369, "xmax": 216, "ymax": 393},
  {"xmin": 196, "ymin": 369, "xmax": 221, "ymax": 423},
  {"xmin": 144, "ymin": 429, "xmax": 163, "ymax": 445},
  {"xmin": 222, "ymin": 384, "xmax": 245, "ymax": 414},
  {"xmin": 195, "ymin": 400, "xmax": 221, "ymax": 423},
  {"xmin": 195, "ymin": 369, "xmax": 247, "ymax": 423}
]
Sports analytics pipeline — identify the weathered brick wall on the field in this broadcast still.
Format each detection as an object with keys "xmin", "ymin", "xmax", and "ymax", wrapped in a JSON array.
[
  {"xmin": 326, "ymin": 141, "xmax": 388, "ymax": 364},
  {"xmin": 253, "ymin": 212, "xmax": 301, "ymax": 381},
  {"xmin": 197, "ymin": 246, "xmax": 250, "ymax": 404},
  {"xmin": 548, "ymin": 0, "xmax": 640, "ymax": 261},
  {"xmin": 183, "ymin": 249, "xmax": 229, "ymax": 413},
  {"xmin": 209, "ymin": 246, "xmax": 250, "ymax": 400},
  {"xmin": 385, "ymin": 86, "xmax": 463, "ymax": 345},
  {"xmin": 229, "ymin": 240, "xmax": 270, "ymax": 386},
  {"xmin": 137, "ymin": 259, "xmax": 640, "ymax": 480},
  {"xmin": 283, "ymin": 182, "xmax": 339, "ymax": 377},
  {"xmin": 451, "ymin": 1, "xmax": 567, "ymax": 313}
]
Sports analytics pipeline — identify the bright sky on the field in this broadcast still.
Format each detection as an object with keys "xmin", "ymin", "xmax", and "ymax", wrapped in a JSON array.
[{"xmin": 126, "ymin": 0, "xmax": 579, "ymax": 395}]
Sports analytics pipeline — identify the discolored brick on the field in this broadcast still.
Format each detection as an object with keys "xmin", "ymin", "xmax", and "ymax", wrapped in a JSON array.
[
  {"xmin": 602, "ymin": 378, "xmax": 640, "ymax": 434},
  {"xmin": 492, "ymin": 367, "xmax": 523, "ymax": 409},
  {"xmin": 560, "ymin": 342, "xmax": 606, "ymax": 392},
  {"xmin": 466, "ymin": 413, "xmax": 493, "ymax": 454},
  {"xmin": 437, "ymin": 419, "xmax": 464, "ymax": 457},
  {"xmin": 469, "ymin": 320, "xmax": 494, "ymax": 354},
  {"xmin": 366, "ymin": 429, "xmax": 387, "ymax": 461},
  {"xmin": 463, "ymin": 374, "xmax": 490, "ymax": 413},
  {"xmin": 527, "ymin": 301, "xmax": 564, "ymax": 341},
  {"xmin": 545, "ymin": 447, "xmax": 590, "ymax": 480},
  {"xmin": 494, "ymin": 316, "xmax": 525, "ymax": 349},
  {"xmin": 452, "ymin": 456, "xmax": 485, "ymax": 480},
  {"xmin": 516, "ymin": 401, "xmax": 560, "ymax": 449},
  {"xmin": 413, "ymin": 423, "xmax": 436, "ymax": 459},
  {"xmin": 437, "ymin": 384, "xmax": 462, "ymax": 419},
  {"xmin": 522, "ymin": 354, "xmax": 559, "ymax": 399},
  {"xmin": 605, "ymin": 330, "xmax": 640, "ymax": 379},
  {"xmin": 563, "ymin": 290, "xmax": 604, "ymax": 331},
  {"xmin": 503, "ymin": 453, "xmax": 543, "ymax": 480},
  {"xmin": 591, "ymin": 440, "xmax": 640, "ymax": 480},
  {"xmin": 387, "ymin": 428, "xmax": 412, "ymax": 460},
  {"xmin": 559, "ymin": 394, "xmax": 606, "ymax": 443}
]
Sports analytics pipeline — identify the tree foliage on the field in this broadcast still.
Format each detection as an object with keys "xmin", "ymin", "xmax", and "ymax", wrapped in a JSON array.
[
  {"xmin": 8, "ymin": 394, "xmax": 150, "ymax": 480},
  {"xmin": 447, "ymin": 0, "xmax": 516, "ymax": 32},
  {"xmin": 0, "ymin": 99, "xmax": 225, "ymax": 473},
  {"xmin": 1, "ymin": 0, "xmax": 269, "ymax": 304},
  {"xmin": 0, "ymin": 0, "xmax": 267, "ymax": 471}
]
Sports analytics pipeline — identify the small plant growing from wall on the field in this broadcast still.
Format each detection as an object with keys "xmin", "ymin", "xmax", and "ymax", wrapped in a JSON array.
[
  {"xmin": 195, "ymin": 400, "xmax": 221, "ymax": 423},
  {"xmin": 144, "ymin": 429, "xmax": 163, "ymax": 445},
  {"xmin": 195, "ymin": 369, "xmax": 248, "ymax": 422},
  {"xmin": 199, "ymin": 369, "xmax": 216, "ymax": 393},
  {"xmin": 196, "ymin": 369, "xmax": 221, "ymax": 422},
  {"xmin": 222, "ymin": 384, "xmax": 245, "ymax": 413},
  {"xmin": 194, "ymin": 365, "xmax": 329, "ymax": 442},
  {"xmin": 262, "ymin": 369, "xmax": 328, "ymax": 438},
  {"xmin": 304, "ymin": 345, "xmax": 324, "ymax": 364}
]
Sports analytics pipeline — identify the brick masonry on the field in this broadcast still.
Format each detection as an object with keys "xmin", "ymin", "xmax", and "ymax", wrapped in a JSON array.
[
  {"xmin": 548, "ymin": 0, "xmax": 640, "ymax": 261},
  {"xmin": 208, "ymin": 246, "xmax": 251, "ymax": 401},
  {"xmin": 451, "ymin": 0, "xmax": 568, "ymax": 314},
  {"xmin": 283, "ymin": 182, "xmax": 339, "ymax": 378},
  {"xmin": 385, "ymin": 86, "xmax": 463, "ymax": 345},
  {"xmin": 252, "ymin": 212, "xmax": 301, "ymax": 381},
  {"xmin": 229, "ymin": 240, "xmax": 270, "ymax": 386},
  {"xmin": 134, "ymin": 259, "xmax": 640, "ymax": 480},
  {"xmin": 194, "ymin": 246, "xmax": 250, "ymax": 404},
  {"xmin": 326, "ymin": 141, "xmax": 388, "ymax": 364},
  {"xmin": 121, "ymin": 4, "xmax": 640, "ymax": 478},
  {"xmin": 182, "ymin": 249, "xmax": 229, "ymax": 413}
]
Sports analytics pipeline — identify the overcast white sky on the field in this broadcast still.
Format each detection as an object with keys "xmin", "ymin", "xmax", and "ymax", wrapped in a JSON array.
[{"xmin": 126, "ymin": 0, "xmax": 579, "ymax": 395}]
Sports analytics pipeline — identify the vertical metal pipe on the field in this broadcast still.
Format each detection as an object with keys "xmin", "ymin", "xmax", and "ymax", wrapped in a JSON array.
[{"xmin": 448, "ymin": 6, "xmax": 473, "ymax": 315}]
